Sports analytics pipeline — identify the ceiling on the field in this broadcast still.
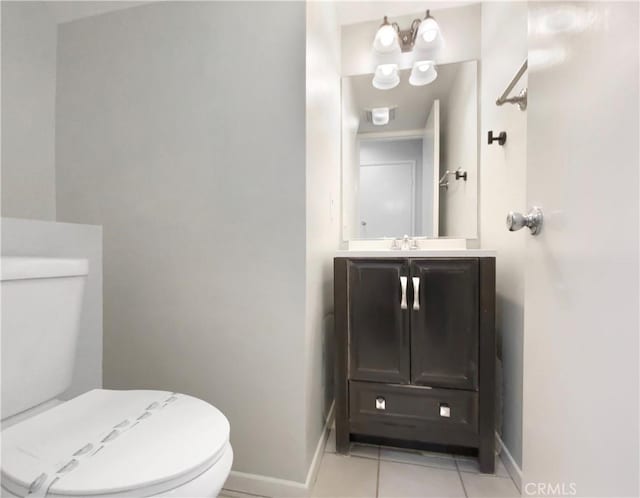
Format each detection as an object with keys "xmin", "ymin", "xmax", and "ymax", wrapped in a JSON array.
[
  {"xmin": 335, "ymin": 1, "xmax": 478, "ymax": 26},
  {"xmin": 349, "ymin": 62, "xmax": 466, "ymax": 133}
]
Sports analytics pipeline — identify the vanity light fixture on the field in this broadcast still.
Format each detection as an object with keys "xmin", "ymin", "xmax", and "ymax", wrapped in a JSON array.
[
  {"xmin": 374, "ymin": 10, "xmax": 441, "ymax": 53},
  {"xmin": 409, "ymin": 60, "xmax": 438, "ymax": 86},
  {"xmin": 371, "ymin": 10, "xmax": 442, "ymax": 90},
  {"xmin": 372, "ymin": 63, "xmax": 400, "ymax": 90}
]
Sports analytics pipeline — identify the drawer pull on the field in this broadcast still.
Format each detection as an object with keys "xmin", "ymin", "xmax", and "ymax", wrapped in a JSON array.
[
  {"xmin": 400, "ymin": 276, "xmax": 408, "ymax": 310},
  {"xmin": 412, "ymin": 277, "xmax": 420, "ymax": 310},
  {"xmin": 375, "ymin": 397, "xmax": 386, "ymax": 410},
  {"xmin": 439, "ymin": 403, "xmax": 450, "ymax": 418}
]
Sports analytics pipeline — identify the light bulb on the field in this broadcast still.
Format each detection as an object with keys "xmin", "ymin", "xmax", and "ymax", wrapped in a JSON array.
[
  {"xmin": 372, "ymin": 18, "xmax": 400, "ymax": 56},
  {"xmin": 415, "ymin": 12, "xmax": 441, "ymax": 48},
  {"xmin": 421, "ymin": 18, "xmax": 439, "ymax": 42},
  {"xmin": 378, "ymin": 26, "xmax": 396, "ymax": 47}
]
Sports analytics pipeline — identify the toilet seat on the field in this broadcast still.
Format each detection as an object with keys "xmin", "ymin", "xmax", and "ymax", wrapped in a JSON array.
[{"xmin": 1, "ymin": 389, "xmax": 231, "ymax": 497}]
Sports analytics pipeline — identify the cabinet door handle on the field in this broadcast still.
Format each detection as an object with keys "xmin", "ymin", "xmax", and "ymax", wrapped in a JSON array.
[
  {"xmin": 412, "ymin": 277, "xmax": 420, "ymax": 311},
  {"xmin": 400, "ymin": 276, "xmax": 408, "ymax": 310}
]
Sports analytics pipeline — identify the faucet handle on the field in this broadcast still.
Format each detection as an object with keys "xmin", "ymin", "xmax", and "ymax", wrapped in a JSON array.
[
  {"xmin": 409, "ymin": 238, "xmax": 419, "ymax": 250},
  {"xmin": 390, "ymin": 238, "xmax": 401, "ymax": 250}
]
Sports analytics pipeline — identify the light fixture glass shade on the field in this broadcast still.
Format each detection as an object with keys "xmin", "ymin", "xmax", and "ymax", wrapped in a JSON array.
[
  {"xmin": 371, "ymin": 107, "xmax": 390, "ymax": 126},
  {"xmin": 415, "ymin": 13, "xmax": 441, "ymax": 49},
  {"xmin": 409, "ymin": 61, "xmax": 438, "ymax": 86},
  {"xmin": 372, "ymin": 64, "xmax": 400, "ymax": 90},
  {"xmin": 373, "ymin": 19, "xmax": 400, "ymax": 56}
]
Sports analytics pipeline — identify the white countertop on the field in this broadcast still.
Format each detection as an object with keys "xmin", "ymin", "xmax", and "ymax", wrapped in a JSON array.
[{"xmin": 335, "ymin": 249, "xmax": 496, "ymax": 258}]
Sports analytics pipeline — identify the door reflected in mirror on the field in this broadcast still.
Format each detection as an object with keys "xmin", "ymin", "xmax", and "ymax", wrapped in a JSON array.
[{"xmin": 342, "ymin": 60, "xmax": 478, "ymax": 241}]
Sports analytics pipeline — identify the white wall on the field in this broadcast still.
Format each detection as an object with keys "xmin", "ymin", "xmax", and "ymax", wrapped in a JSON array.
[
  {"xmin": 479, "ymin": 2, "xmax": 527, "ymax": 471},
  {"xmin": 55, "ymin": 1, "xmax": 309, "ymax": 486},
  {"xmin": 1, "ymin": 2, "xmax": 57, "ymax": 220},
  {"xmin": 305, "ymin": 0, "xmax": 342, "ymax": 476},
  {"xmin": 440, "ymin": 60, "xmax": 478, "ymax": 239},
  {"xmin": 341, "ymin": 3, "xmax": 481, "ymax": 76},
  {"xmin": 1, "ymin": 217, "xmax": 103, "ymax": 399}
]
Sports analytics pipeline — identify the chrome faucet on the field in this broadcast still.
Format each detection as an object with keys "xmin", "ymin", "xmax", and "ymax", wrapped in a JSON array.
[
  {"xmin": 390, "ymin": 235, "xmax": 419, "ymax": 250},
  {"xmin": 401, "ymin": 234, "xmax": 410, "ymax": 250}
]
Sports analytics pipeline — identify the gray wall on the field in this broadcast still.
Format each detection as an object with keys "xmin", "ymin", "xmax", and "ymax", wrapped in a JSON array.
[
  {"xmin": 1, "ymin": 218, "xmax": 103, "ymax": 398},
  {"xmin": 1, "ymin": 2, "xmax": 57, "ymax": 220},
  {"xmin": 55, "ymin": 1, "xmax": 309, "ymax": 483}
]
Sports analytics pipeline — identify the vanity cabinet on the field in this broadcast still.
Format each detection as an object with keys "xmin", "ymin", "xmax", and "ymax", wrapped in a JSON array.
[{"xmin": 334, "ymin": 256, "xmax": 496, "ymax": 473}]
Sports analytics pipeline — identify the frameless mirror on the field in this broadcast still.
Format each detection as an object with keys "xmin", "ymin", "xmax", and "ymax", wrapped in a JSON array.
[{"xmin": 341, "ymin": 60, "xmax": 478, "ymax": 241}]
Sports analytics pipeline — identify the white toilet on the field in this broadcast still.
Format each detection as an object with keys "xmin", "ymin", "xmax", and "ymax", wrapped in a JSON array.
[{"xmin": 1, "ymin": 257, "xmax": 233, "ymax": 497}]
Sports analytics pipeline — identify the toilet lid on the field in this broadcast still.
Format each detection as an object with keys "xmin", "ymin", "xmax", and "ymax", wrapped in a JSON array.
[{"xmin": 1, "ymin": 389, "xmax": 230, "ymax": 496}]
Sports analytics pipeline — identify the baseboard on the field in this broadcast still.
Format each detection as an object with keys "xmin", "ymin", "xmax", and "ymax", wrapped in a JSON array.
[
  {"xmin": 496, "ymin": 432, "xmax": 523, "ymax": 492},
  {"xmin": 303, "ymin": 401, "xmax": 335, "ymax": 491},
  {"xmin": 223, "ymin": 402, "xmax": 335, "ymax": 497}
]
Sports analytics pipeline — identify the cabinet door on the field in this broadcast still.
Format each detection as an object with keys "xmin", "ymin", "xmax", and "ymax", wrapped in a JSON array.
[
  {"xmin": 348, "ymin": 260, "xmax": 410, "ymax": 384},
  {"xmin": 410, "ymin": 259, "xmax": 479, "ymax": 390}
]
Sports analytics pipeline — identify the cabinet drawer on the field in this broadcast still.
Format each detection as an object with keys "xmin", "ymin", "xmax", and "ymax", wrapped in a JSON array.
[{"xmin": 349, "ymin": 381, "xmax": 479, "ymax": 447}]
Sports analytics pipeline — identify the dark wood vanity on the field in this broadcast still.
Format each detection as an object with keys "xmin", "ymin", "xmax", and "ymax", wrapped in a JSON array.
[{"xmin": 334, "ymin": 255, "xmax": 496, "ymax": 473}]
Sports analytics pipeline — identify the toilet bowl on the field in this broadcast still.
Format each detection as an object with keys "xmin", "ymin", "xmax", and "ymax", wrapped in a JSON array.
[
  {"xmin": 1, "ymin": 389, "xmax": 233, "ymax": 497},
  {"xmin": 0, "ymin": 257, "xmax": 233, "ymax": 497}
]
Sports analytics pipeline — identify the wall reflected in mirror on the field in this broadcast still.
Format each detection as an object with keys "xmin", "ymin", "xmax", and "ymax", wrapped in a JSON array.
[{"xmin": 342, "ymin": 60, "xmax": 478, "ymax": 241}]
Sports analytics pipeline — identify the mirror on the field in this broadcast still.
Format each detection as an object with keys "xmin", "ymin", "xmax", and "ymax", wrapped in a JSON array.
[{"xmin": 342, "ymin": 60, "xmax": 478, "ymax": 240}]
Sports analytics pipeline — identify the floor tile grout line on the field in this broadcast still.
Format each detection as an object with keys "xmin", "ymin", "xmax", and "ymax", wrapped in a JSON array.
[
  {"xmin": 378, "ymin": 458, "xmax": 458, "ymax": 472},
  {"xmin": 221, "ymin": 489, "xmax": 269, "ymax": 498},
  {"xmin": 347, "ymin": 453, "xmax": 378, "ymax": 461},
  {"xmin": 375, "ymin": 459, "xmax": 460, "ymax": 473},
  {"xmin": 454, "ymin": 458, "xmax": 469, "ymax": 498}
]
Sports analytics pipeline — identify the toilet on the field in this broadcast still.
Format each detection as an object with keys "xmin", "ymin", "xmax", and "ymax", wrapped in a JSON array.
[{"xmin": 0, "ymin": 257, "xmax": 233, "ymax": 497}]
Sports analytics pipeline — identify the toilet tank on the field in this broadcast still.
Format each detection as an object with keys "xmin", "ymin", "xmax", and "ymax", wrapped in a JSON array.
[{"xmin": 1, "ymin": 257, "xmax": 89, "ymax": 420}]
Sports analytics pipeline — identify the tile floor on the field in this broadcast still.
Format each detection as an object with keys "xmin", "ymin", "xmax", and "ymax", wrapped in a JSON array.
[{"xmin": 221, "ymin": 428, "xmax": 520, "ymax": 498}]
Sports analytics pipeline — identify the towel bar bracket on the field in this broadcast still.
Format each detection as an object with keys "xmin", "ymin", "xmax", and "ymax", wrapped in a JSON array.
[{"xmin": 497, "ymin": 88, "xmax": 528, "ymax": 111}]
